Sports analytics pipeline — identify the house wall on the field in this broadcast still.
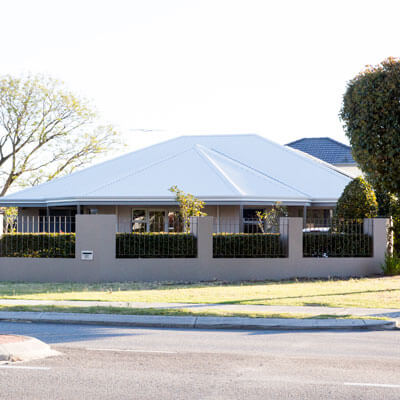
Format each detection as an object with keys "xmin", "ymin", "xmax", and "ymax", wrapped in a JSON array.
[
  {"xmin": 0, "ymin": 215, "xmax": 390, "ymax": 283},
  {"xmin": 15, "ymin": 204, "xmax": 335, "ymax": 232}
]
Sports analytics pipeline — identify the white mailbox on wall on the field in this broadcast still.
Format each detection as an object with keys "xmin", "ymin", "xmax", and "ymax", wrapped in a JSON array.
[{"xmin": 81, "ymin": 250, "xmax": 94, "ymax": 261}]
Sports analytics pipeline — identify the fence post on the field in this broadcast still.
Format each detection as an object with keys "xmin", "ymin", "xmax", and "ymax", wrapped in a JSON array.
[
  {"xmin": 363, "ymin": 218, "xmax": 373, "ymax": 235},
  {"xmin": 192, "ymin": 216, "xmax": 213, "ymax": 260},
  {"xmin": 75, "ymin": 215, "xmax": 117, "ymax": 263},
  {"xmin": 279, "ymin": 217, "xmax": 289, "ymax": 256},
  {"xmin": 288, "ymin": 217, "xmax": 303, "ymax": 260},
  {"xmin": 373, "ymin": 218, "xmax": 392, "ymax": 261}
]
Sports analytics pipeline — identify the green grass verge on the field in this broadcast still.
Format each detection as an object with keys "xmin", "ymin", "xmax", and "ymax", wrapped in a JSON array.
[
  {"xmin": 0, "ymin": 276, "xmax": 399, "ymax": 309},
  {"xmin": 0, "ymin": 305, "xmax": 388, "ymax": 320}
]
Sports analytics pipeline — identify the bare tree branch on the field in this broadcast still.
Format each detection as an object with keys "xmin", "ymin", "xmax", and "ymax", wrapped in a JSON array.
[{"xmin": 0, "ymin": 74, "xmax": 122, "ymax": 196}]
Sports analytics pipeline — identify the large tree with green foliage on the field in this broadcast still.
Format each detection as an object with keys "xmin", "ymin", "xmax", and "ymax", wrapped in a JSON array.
[
  {"xmin": 340, "ymin": 57, "xmax": 400, "ymax": 195},
  {"xmin": 0, "ymin": 74, "xmax": 120, "ymax": 196}
]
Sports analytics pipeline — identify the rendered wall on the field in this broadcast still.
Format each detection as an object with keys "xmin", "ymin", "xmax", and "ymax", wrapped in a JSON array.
[{"xmin": 0, "ymin": 215, "xmax": 389, "ymax": 283}]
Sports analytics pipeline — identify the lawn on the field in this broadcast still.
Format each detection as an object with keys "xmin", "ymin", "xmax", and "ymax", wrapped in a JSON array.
[{"xmin": 0, "ymin": 276, "xmax": 399, "ymax": 309}]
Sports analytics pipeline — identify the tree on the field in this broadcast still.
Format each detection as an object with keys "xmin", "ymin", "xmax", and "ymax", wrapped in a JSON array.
[
  {"xmin": 169, "ymin": 186, "xmax": 207, "ymax": 232},
  {"xmin": 0, "ymin": 74, "xmax": 120, "ymax": 196},
  {"xmin": 256, "ymin": 202, "xmax": 288, "ymax": 233},
  {"xmin": 340, "ymin": 57, "xmax": 400, "ymax": 195},
  {"xmin": 335, "ymin": 177, "xmax": 378, "ymax": 219}
]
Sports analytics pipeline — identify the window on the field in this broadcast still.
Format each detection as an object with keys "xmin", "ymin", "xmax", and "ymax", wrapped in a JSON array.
[
  {"xmin": 132, "ymin": 209, "xmax": 146, "ymax": 232},
  {"xmin": 131, "ymin": 209, "xmax": 182, "ymax": 232},
  {"xmin": 167, "ymin": 211, "xmax": 183, "ymax": 232},
  {"xmin": 149, "ymin": 211, "xmax": 165, "ymax": 232},
  {"xmin": 243, "ymin": 208, "xmax": 264, "ymax": 233}
]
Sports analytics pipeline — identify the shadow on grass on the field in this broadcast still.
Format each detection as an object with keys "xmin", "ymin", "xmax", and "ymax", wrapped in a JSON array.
[
  {"xmin": 212, "ymin": 288, "xmax": 400, "ymax": 306},
  {"xmin": 0, "ymin": 277, "xmax": 378, "ymax": 296}
]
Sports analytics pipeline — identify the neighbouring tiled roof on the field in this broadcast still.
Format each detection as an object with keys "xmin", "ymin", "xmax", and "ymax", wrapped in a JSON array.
[{"xmin": 286, "ymin": 137, "xmax": 356, "ymax": 165}]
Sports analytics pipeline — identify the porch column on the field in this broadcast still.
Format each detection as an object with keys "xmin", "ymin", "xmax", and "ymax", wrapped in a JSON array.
[
  {"xmin": 239, "ymin": 204, "xmax": 244, "ymax": 232},
  {"xmin": 303, "ymin": 205, "xmax": 307, "ymax": 226}
]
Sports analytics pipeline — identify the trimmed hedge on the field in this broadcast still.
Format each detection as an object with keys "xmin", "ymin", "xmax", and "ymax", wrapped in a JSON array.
[
  {"xmin": 0, "ymin": 233, "xmax": 76, "ymax": 258},
  {"xmin": 303, "ymin": 232, "xmax": 372, "ymax": 257},
  {"xmin": 213, "ymin": 233, "xmax": 286, "ymax": 258},
  {"xmin": 116, "ymin": 233, "xmax": 197, "ymax": 258}
]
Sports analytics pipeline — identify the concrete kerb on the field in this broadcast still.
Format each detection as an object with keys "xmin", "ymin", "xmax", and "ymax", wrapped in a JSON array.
[
  {"xmin": 0, "ymin": 334, "xmax": 61, "ymax": 363},
  {"xmin": 0, "ymin": 311, "xmax": 396, "ymax": 331}
]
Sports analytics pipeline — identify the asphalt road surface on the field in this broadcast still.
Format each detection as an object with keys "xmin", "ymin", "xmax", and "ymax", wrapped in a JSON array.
[{"xmin": 0, "ymin": 322, "xmax": 400, "ymax": 399}]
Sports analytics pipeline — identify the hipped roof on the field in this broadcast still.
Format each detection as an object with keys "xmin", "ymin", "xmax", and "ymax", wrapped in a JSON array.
[{"xmin": 0, "ymin": 134, "xmax": 352, "ymax": 207}]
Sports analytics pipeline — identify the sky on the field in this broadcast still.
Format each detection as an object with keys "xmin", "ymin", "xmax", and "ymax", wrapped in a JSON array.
[{"xmin": 1, "ymin": 0, "xmax": 399, "ymax": 157}]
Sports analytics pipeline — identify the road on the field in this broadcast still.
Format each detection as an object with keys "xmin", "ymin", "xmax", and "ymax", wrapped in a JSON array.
[{"xmin": 0, "ymin": 322, "xmax": 400, "ymax": 399}]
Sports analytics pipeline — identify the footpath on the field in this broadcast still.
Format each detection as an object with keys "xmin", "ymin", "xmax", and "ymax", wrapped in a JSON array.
[{"xmin": 0, "ymin": 299, "xmax": 398, "ymax": 331}]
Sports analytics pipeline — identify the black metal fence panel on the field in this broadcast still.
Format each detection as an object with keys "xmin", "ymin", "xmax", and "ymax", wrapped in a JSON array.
[
  {"xmin": 303, "ymin": 218, "xmax": 373, "ymax": 257},
  {"xmin": 212, "ymin": 217, "xmax": 288, "ymax": 258},
  {"xmin": 116, "ymin": 216, "xmax": 198, "ymax": 258},
  {"xmin": 0, "ymin": 216, "xmax": 76, "ymax": 258}
]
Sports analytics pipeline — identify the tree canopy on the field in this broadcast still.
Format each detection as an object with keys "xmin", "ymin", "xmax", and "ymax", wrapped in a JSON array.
[
  {"xmin": 335, "ymin": 177, "xmax": 378, "ymax": 219},
  {"xmin": 340, "ymin": 57, "xmax": 400, "ymax": 195},
  {"xmin": 0, "ymin": 74, "xmax": 120, "ymax": 196}
]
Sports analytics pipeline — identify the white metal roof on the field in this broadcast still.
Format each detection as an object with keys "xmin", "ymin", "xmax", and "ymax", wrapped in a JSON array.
[{"xmin": 0, "ymin": 134, "xmax": 352, "ymax": 207}]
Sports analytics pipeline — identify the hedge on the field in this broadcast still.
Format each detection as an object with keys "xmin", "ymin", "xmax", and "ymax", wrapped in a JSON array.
[
  {"xmin": 303, "ymin": 232, "xmax": 372, "ymax": 257},
  {"xmin": 213, "ymin": 233, "xmax": 286, "ymax": 258},
  {"xmin": 0, "ymin": 233, "xmax": 76, "ymax": 258},
  {"xmin": 116, "ymin": 233, "xmax": 197, "ymax": 258}
]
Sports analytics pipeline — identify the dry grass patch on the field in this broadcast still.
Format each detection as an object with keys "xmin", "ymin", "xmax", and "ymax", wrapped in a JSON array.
[{"xmin": 0, "ymin": 276, "xmax": 399, "ymax": 309}]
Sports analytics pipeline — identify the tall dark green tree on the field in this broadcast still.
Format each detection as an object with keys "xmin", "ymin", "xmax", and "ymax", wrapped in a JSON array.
[{"xmin": 340, "ymin": 57, "xmax": 400, "ymax": 195}]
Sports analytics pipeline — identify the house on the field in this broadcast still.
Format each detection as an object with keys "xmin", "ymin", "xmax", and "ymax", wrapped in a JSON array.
[
  {"xmin": 286, "ymin": 137, "xmax": 361, "ymax": 178},
  {"xmin": 0, "ymin": 134, "xmax": 352, "ymax": 232}
]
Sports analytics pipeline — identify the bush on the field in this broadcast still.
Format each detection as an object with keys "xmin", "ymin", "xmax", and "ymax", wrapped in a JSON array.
[
  {"xmin": 213, "ymin": 233, "xmax": 286, "ymax": 258},
  {"xmin": 381, "ymin": 253, "xmax": 400, "ymax": 276},
  {"xmin": 116, "ymin": 233, "xmax": 197, "ymax": 258},
  {"xmin": 303, "ymin": 232, "xmax": 372, "ymax": 257},
  {"xmin": 336, "ymin": 177, "xmax": 378, "ymax": 219},
  {"xmin": 0, "ymin": 233, "xmax": 75, "ymax": 258}
]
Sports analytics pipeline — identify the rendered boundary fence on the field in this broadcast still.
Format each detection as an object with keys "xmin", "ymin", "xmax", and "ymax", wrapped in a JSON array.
[{"xmin": 0, "ymin": 216, "xmax": 390, "ymax": 282}]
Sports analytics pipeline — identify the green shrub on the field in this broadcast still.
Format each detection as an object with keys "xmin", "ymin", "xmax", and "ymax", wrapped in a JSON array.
[
  {"xmin": 116, "ymin": 233, "xmax": 197, "ymax": 258},
  {"xmin": 213, "ymin": 233, "xmax": 286, "ymax": 258},
  {"xmin": 0, "ymin": 233, "xmax": 75, "ymax": 258},
  {"xmin": 303, "ymin": 232, "xmax": 372, "ymax": 257},
  {"xmin": 336, "ymin": 177, "xmax": 378, "ymax": 219},
  {"xmin": 381, "ymin": 253, "xmax": 400, "ymax": 276}
]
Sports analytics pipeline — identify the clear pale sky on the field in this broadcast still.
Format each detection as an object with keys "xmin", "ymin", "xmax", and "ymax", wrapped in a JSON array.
[{"xmin": 1, "ymin": 0, "xmax": 398, "ymax": 155}]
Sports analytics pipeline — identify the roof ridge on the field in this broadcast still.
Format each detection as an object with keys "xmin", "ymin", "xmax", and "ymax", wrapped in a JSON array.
[
  {"xmin": 199, "ymin": 145, "xmax": 312, "ymax": 198},
  {"xmin": 83, "ymin": 147, "xmax": 194, "ymax": 196},
  {"xmin": 1, "ymin": 135, "xmax": 186, "ymax": 199},
  {"xmin": 285, "ymin": 147, "xmax": 354, "ymax": 178},
  {"xmin": 194, "ymin": 145, "xmax": 245, "ymax": 195},
  {"xmin": 262, "ymin": 136, "xmax": 353, "ymax": 179}
]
